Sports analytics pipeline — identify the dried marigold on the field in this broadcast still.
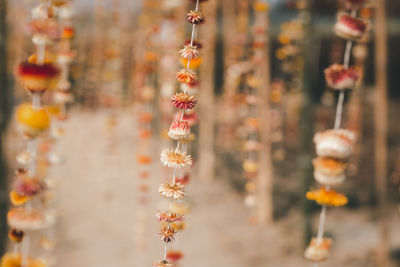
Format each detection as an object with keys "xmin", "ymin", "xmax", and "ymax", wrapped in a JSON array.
[{"xmin": 306, "ymin": 187, "xmax": 348, "ymax": 207}]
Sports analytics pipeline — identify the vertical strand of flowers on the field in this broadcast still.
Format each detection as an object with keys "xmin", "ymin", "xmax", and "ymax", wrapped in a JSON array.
[
  {"xmin": 305, "ymin": 0, "xmax": 369, "ymax": 264},
  {"xmin": 3, "ymin": 1, "xmax": 62, "ymax": 267},
  {"xmin": 155, "ymin": 0, "xmax": 203, "ymax": 266}
]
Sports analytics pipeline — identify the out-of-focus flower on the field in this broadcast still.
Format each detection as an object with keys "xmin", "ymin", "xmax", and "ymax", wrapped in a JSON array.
[
  {"xmin": 16, "ymin": 151, "xmax": 32, "ymax": 165},
  {"xmin": 17, "ymin": 62, "xmax": 60, "ymax": 93},
  {"xmin": 186, "ymin": 10, "xmax": 204, "ymax": 24},
  {"xmin": 324, "ymin": 64, "xmax": 362, "ymax": 90},
  {"xmin": 0, "ymin": 253, "xmax": 46, "ymax": 267},
  {"xmin": 176, "ymin": 69, "xmax": 196, "ymax": 84},
  {"xmin": 184, "ymin": 40, "xmax": 202, "ymax": 49},
  {"xmin": 313, "ymin": 157, "xmax": 347, "ymax": 186},
  {"xmin": 168, "ymin": 120, "xmax": 191, "ymax": 140},
  {"xmin": 139, "ymin": 130, "xmax": 152, "ymax": 139},
  {"xmin": 10, "ymin": 191, "xmax": 31, "ymax": 206},
  {"xmin": 137, "ymin": 155, "xmax": 152, "ymax": 164},
  {"xmin": 243, "ymin": 160, "xmax": 259, "ymax": 173},
  {"xmin": 8, "ymin": 229, "xmax": 24, "ymax": 243},
  {"xmin": 166, "ymin": 250, "xmax": 184, "ymax": 262},
  {"xmin": 61, "ymin": 26, "xmax": 75, "ymax": 39},
  {"xmin": 159, "ymin": 182, "xmax": 186, "ymax": 199},
  {"xmin": 16, "ymin": 104, "xmax": 50, "ymax": 138},
  {"xmin": 160, "ymin": 149, "xmax": 192, "ymax": 168},
  {"xmin": 156, "ymin": 211, "xmax": 184, "ymax": 223},
  {"xmin": 243, "ymin": 140, "xmax": 260, "ymax": 152},
  {"xmin": 179, "ymin": 45, "xmax": 200, "ymax": 60},
  {"xmin": 314, "ymin": 129, "xmax": 356, "ymax": 159},
  {"xmin": 171, "ymin": 221, "xmax": 186, "ymax": 232},
  {"xmin": 306, "ymin": 187, "xmax": 348, "ymax": 207},
  {"xmin": 335, "ymin": 13, "xmax": 368, "ymax": 40},
  {"xmin": 7, "ymin": 208, "xmax": 46, "ymax": 231},
  {"xmin": 26, "ymin": 19, "xmax": 60, "ymax": 41},
  {"xmin": 175, "ymin": 174, "xmax": 190, "ymax": 185},
  {"xmin": 305, "ymin": 238, "xmax": 332, "ymax": 262},
  {"xmin": 13, "ymin": 177, "xmax": 44, "ymax": 197},
  {"xmin": 253, "ymin": 2, "xmax": 269, "ymax": 11},
  {"xmin": 160, "ymin": 226, "xmax": 176, "ymax": 243},
  {"xmin": 139, "ymin": 113, "xmax": 153, "ymax": 123},
  {"xmin": 180, "ymin": 57, "xmax": 203, "ymax": 69},
  {"xmin": 171, "ymin": 93, "xmax": 197, "ymax": 109}
]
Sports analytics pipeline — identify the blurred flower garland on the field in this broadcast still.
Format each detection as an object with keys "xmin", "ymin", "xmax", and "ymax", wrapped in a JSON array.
[
  {"xmin": 1, "ymin": 1, "xmax": 77, "ymax": 267},
  {"xmin": 154, "ymin": 0, "xmax": 204, "ymax": 266},
  {"xmin": 305, "ymin": 0, "xmax": 370, "ymax": 264}
]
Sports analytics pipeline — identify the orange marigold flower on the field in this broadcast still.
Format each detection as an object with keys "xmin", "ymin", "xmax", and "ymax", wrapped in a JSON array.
[
  {"xmin": 306, "ymin": 187, "xmax": 348, "ymax": 207},
  {"xmin": 10, "ymin": 191, "xmax": 31, "ymax": 206}
]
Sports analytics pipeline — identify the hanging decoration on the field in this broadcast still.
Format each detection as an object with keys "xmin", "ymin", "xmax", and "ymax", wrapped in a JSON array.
[
  {"xmin": 2, "ymin": 1, "xmax": 67, "ymax": 267},
  {"xmin": 153, "ymin": 0, "xmax": 203, "ymax": 266},
  {"xmin": 305, "ymin": 0, "xmax": 369, "ymax": 264}
]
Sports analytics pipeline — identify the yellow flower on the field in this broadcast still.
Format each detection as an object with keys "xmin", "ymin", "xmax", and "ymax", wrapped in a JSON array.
[
  {"xmin": 16, "ymin": 104, "xmax": 50, "ymax": 137},
  {"xmin": 306, "ymin": 187, "xmax": 348, "ymax": 207}
]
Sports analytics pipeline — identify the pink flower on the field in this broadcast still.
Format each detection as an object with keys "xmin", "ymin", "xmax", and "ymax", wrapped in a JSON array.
[
  {"xmin": 334, "ymin": 13, "xmax": 368, "ymax": 40},
  {"xmin": 324, "ymin": 64, "xmax": 362, "ymax": 90}
]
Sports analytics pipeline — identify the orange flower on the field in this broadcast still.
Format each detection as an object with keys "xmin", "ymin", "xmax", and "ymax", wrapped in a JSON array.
[
  {"xmin": 139, "ymin": 129, "xmax": 152, "ymax": 139},
  {"xmin": 10, "ymin": 191, "xmax": 31, "ymax": 206},
  {"xmin": 176, "ymin": 69, "xmax": 196, "ymax": 84},
  {"xmin": 139, "ymin": 113, "xmax": 153, "ymax": 123},
  {"xmin": 166, "ymin": 250, "xmax": 183, "ymax": 262},
  {"xmin": 306, "ymin": 187, "xmax": 348, "ymax": 207},
  {"xmin": 160, "ymin": 226, "xmax": 176, "ymax": 243}
]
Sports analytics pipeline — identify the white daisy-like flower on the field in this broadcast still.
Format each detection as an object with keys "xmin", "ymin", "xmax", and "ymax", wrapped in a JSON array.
[
  {"xmin": 160, "ymin": 148, "xmax": 192, "ymax": 168},
  {"xmin": 158, "ymin": 182, "xmax": 186, "ymax": 199}
]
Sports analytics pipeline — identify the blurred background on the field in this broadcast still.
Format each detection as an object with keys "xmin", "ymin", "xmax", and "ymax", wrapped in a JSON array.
[{"xmin": 0, "ymin": 0, "xmax": 399, "ymax": 266}]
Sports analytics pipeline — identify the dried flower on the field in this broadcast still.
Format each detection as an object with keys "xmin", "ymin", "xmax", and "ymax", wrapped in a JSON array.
[
  {"xmin": 13, "ymin": 177, "xmax": 44, "ymax": 197},
  {"xmin": 160, "ymin": 149, "xmax": 192, "ymax": 168},
  {"xmin": 175, "ymin": 174, "xmax": 190, "ymax": 185},
  {"xmin": 8, "ymin": 229, "xmax": 24, "ymax": 243},
  {"xmin": 324, "ymin": 64, "xmax": 362, "ymax": 90},
  {"xmin": 179, "ymin": 45, "xmax": 200, "ymax": 60},
  {"xmin": 184, "ymin": 40, "xmax": 202, "ymax": 49},
  {"xmin": 334, "ymin": 13, "xmax": 368, "ymax": 40},
  {"xmin": 312, "ymin": 157, "xmax": 347, "ymax": 186},
  {"xmin": 156, "ymin": 211, "xmax": 184, "ymax": 223},
  {"xmin": 305, "ymin": 238, "xmax": 332, "ymax": 262},
  {"xmin": 171, "ymin": 93, "xmax": 197, "ymax": 109},
  {"xmin": 160, "ymin": 226, "xmax": 176, "ymax": 243},
  {"xmin": 153, "ymin": 260, "xmax": 175, "ymax": 267},
  {"xmin": 173, "ymin": 111, "xmax": 198, "ymax": 127},
  {"xmin": 186, "ymin": 10, "xmax": 204, "ymax": 24},
  {"xmin": 166, "ymin": 250, "xmax": 184, "ymax": 262},
  {"xmin": 168, "ymin": 120, "xmax": 191, "ymax": 140},
  {"xmin": 7, "ymin": 208, "xmax": 46, "ymax": 231},
  {"xmin": 26, "ymin": 18, "xmax": 60, "ymax": 39},
  {"xmin": 17, "ymin": 62, "xmax": 60, "ymax": 92},
  {"xmin": 176, "ymin": 69, "xmax": 196, "ymax": 84},
  {"xmin": 314, "ymin": 129, "xmax": 356, "ymax": 159},
  {"xmin": 0, "ymin": 253, "xmax": 46, "ymax": 267},
  {"xmin": 306, "ymin": 187, "xmax": 348, "ymax": 207},
  {"xmin": 159, "ymin": 182, "xmax": 186, "ymax": 199}
]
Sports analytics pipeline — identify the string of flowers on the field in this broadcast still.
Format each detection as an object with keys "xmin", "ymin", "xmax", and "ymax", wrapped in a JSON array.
[
  {"xmin": 154, "ymin": 0, "xmax": 203, "ymax": 266},
  {"xmin": 304, "ymin": 0, "xmax": 369, "ymax": 264},
  {"xmin": 3, "ymin": 1, "xmax": 63, "ymax": 267}
]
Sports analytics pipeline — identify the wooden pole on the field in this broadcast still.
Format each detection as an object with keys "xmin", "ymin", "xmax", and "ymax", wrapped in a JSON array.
[
  {"xmin": 256, "ymin": 3, "xmax": 273, "ymax": 224},
  {"xmin": 0, "ymin": 0, "xmax": 9, "ymax": 255},
  {"xmin": 374, "ymin": 0, "xmax": 389, "ymax": 265},
  {"xmin": 198, "ymin": 0, "xmax": 217, "ymax": 181}
]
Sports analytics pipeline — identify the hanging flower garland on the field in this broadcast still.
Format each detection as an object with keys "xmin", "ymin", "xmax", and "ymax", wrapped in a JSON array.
[
  {"xmin": 3, "ymin": 1, "xmax": 63, "ymax": 267},
  {"xmin": 153, "ymin": 0, "xmax": 204, "ymax": 266},
  {"xmin": 305, "ymin": 0, "xmax": 369, "ymax": 264}
]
